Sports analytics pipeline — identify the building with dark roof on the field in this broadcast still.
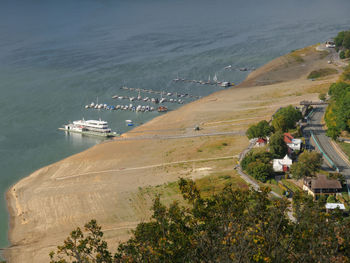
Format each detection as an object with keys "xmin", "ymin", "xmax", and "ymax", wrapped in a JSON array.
[{"xmin": 303, "ymin": 174, "xmax": 342, "ymax": 198}]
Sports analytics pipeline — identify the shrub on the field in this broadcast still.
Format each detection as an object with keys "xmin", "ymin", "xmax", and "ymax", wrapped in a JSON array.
[{"xmin": 340, "ymin": 50, "xmax": 346, "ymax": 59}]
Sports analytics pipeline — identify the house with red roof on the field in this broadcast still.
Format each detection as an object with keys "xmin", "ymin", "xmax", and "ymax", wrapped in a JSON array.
[
  {"xmin": 255, "ymin": 138, "xmax": 267, "ymax": 147},
  {"xmin": 284, "ymin": 133, "xmax": 302, "ymax": 151}
]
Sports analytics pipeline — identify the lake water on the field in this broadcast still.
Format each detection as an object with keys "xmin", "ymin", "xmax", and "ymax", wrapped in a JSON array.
[{"xmin": 1, "ymin": 0, "xmax": 350, "ymax": 249}]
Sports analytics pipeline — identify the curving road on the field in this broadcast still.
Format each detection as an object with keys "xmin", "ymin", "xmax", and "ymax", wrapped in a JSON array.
[{"xmin": 305, "ymin": 106, "xmax": 350, "ymax": 178}]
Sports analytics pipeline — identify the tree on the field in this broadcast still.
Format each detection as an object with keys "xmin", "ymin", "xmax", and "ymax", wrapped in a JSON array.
[
  {"xmin": 269, "ymin": 131, "xmax": 288, "ymax": 158},
  {"xmin": 49, "ymin": 219, "xmax": 113, "ymax": 263},
  {"xmin": 52, "ymin": 179, "xmax": 350, "ymax": 262},
  {"xmin": 319, "ymin": 93, "xmax": 326, "ymax": 101},
  {"xmin": 334, "ymin": 31, "xmax": 345, "ymax": 47},
  {"xmin": 340, "ymin": 50, "xmax": 346, "ymax": 59},
  {"xmin": 246, "ymin": 161, "xmax": 272, "ymax": 182},
  {"xmin": 272, "ymin": 105, "xmax": 302, "ymax": 132},
  {"xmin": 327, "ymin": 195, "xmax": 336, "ymax": 203},
  {"xmin": 290, "ymin": 151, "xmax": 322, "ymax": 179},
  {"xmin": 246, "ymin": 120, "xmax": 273, "ymax": 139},
  {"xmin": 343, "ymin": 31, "xmax": 350, "ymax": 49}
]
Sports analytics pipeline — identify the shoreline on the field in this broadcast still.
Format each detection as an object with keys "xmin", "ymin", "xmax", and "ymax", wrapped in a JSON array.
[{"xmin": 4, "ymin": 44, "xmax": 343, "ymax": 262}]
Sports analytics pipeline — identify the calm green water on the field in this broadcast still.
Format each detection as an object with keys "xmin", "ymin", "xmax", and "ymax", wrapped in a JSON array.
[{"xmin": 1, "ymin": 0, "xmax": 350, "ymax": 250}]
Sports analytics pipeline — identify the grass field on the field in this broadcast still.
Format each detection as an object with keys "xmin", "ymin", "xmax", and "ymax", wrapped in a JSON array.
[
  {"xmin": 338, "ymin": 142, "xmax": 350, "ymax": 160},
  {"xmin": 307, "ymin": 68, "xmax": 338, "ymax": 79}
]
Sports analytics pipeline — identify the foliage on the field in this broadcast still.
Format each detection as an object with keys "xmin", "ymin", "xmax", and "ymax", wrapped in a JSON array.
[
  {"xmin": 334, "ymin": 31, "xmax": 346, "ymax": 47},
  {"xmin": 272, "ymin": 105, "xmax": 302, "ymax": 132},
  {"xmin": 325, "ymin": 81, "xmax": 350, "ymax": 138},
  {"xmin": 319, "ymin": 93, "xmax": 326, "ymax": 101},
  {"xmin": 346, "ymin": 49, "xmax": 350, "ymax": 58},
  {"xmin": 246, "ymin": 120, "xmax": 273, "ymax": 139},
  {"xmin": 340, "ymin": 50, "xmax": 346, "ymax": 59},
  {"xmin": 52, "ymin": 180, "xmax": 350, "ymax": 262},
  {"xmin": 269, "ymin": 131, "xmax": 288, "ymax": 158},
  {"xmin": 290, "ymin": 151, "xmax": 322, "ymax": 179},
  {"xmin": 327, "ymin": 195, "xmax": 336, "ymax": 203},
  {"xmin": 307, "ymin": 68, "xmax": 337, "ymax": 79},
  {"xmin": 49, "ymin": 220, "xmax": 113, "ymax": 263},
  {"xmin": 246, "ymin": 161, "xmax": 273, "ymax": 182},
  {"xmin": 241, "ymin": 150, "xmax": 273, "ymax": 182}
]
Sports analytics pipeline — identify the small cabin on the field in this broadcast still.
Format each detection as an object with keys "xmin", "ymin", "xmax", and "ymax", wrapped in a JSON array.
[{"xmin": 273, "ymin": 155, "xmax": 293, "ymax": 172}]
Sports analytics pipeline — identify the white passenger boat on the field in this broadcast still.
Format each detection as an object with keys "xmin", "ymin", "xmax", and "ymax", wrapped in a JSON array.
[{"xmin": 60, "ymin": 119, "xmax": 117, "ymax": 137}]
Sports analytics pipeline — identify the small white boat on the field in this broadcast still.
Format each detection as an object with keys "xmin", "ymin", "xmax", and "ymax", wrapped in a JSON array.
[{"xmin": 125, "ymin": 120, "xmax": 133, "ymax": 123}]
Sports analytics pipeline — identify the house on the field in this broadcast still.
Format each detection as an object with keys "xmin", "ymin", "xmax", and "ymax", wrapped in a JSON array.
[
  {"xmin": 284, "ymin": 133, "xmax": 302, "ymax": 151},
  {"xmin": 255, "ymin": 138, "xmax": 267, "ymax": 147},
  {"xmin": 273, "ymin": 154, "xmax": 293, "ymax": 172},
  {"xmin": 303, "ymin": 174, "xmax": 342, "ymax": 198}
]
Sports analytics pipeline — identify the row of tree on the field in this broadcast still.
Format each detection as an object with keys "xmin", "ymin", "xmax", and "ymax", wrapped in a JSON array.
[
  {"xmin": 246, "ymin": 105, "xmax": 302, "ymax": 140},
  {"xmin": 49, "ymin": 179, "xmax": 350, "ymax": 263},
  {"xmin": 325, "ymin": 80, "xmax": 350, "ymax": 139}
]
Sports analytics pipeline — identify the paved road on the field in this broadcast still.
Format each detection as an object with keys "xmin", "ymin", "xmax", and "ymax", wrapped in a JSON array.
[{"xmin": 305, "ymin": 106, "xmax": 350, "ymax": 178}]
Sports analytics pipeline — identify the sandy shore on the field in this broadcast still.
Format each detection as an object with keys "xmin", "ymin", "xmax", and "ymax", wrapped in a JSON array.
[{"xmin": 4, "ymin": 45, "xmax": 343, "ymax": 262}]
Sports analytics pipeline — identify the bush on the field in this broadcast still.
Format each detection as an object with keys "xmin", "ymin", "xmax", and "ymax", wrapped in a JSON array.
[
  {"xmin": 345, "ymin": 49, "xmax": 350, "ymax": 58},
  {"xmin": 327, "ymin": 195, "xmax": 336, "ymax": 203},
  {"xmin": 272, "ymin": 105, "xmax": 302, "ymax": 132},
  {"xmin": 307, "ymin": 68, "xmax": 338, "ymax": 79},
  {"xmin": 319, "ymin": 93, "xmax": 326, "ymax": 101},
  {"xmin": 340, "ymin": 50, "xmax": 346, "ymax": 59},
  {"xmin": 246, "ymin": 120, "xmax": 273, "ymax": 139},
  {"xmin": 290, "ymin": 151, "xmax": 322, "ymax": 179},
  {"xmin": 269, "ymin": 131, "xmax": 288, "ymax": 158}
]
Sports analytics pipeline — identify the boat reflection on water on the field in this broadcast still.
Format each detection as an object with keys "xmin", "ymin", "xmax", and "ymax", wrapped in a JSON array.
[{"xmin": 63, "ymin": 130, "xmax": 107, "ymax": 146}]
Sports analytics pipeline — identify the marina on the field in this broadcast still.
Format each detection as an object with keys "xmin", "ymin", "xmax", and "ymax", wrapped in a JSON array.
[
  {"xmin": 172, "ymin": 74, "xmax": 234, "ymax": 87},
  {"xmin": 84, "ymin": 101, "xmax": 167, "ymax": 113},
  {"xmin": 118, "ymin": 86, "xmax": 202, "ymax": 99}
]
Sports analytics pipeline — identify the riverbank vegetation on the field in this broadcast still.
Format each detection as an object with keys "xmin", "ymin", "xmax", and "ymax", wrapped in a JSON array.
[
  {"xmin": 307, "ymin": 68, "xmax": 338, "ymax": 79},
  {"xmin": 49, "ymin": 179, "xmax": 350, "ymax": 263},
  {"xmin": 335, "ymin": 30, "xmax": 350, "ymax": 59},
  {"xmin": 325, "ymin": 79, "xmax": 350, "ymax": 139}
]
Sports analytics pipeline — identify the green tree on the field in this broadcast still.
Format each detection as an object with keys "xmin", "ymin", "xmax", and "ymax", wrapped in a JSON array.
[
  {"xmin": 52, "ymin": 179, "xmax": 350, "ymax": 263},
  {"xmin": 334, "ymin": 31, "xmax": 345, "ymax": 47},
  {"xmin": 290, "ymin": 151, "xmax": 322, "ymax": 179},
  {"xmin": 246, "ymin": 120, "xmax": 273, "ymax": 139},
  {"xmin": 269, "ymin": 131, "xmax": 288, "ymax": 158},
  {"xmin": 49, "ymin": 220, "xmax": 113, "ymax": 263},
  {"xmin": 246, "ymin": 161, "xmax": 272, "ymax": 182},
  {"xmin": 327, "ymin": 195, "xmax": 336, "ymax": 203},
  {"xmin": 272, "ymin": 105, "xmax": 302, "ymax": 132},
  {"xmin": 319, "ymin": 93, "xmax": 326, "ymax": 101},
  {"xmin": 340, "ymin": 50, "xmax": 346, "ymax": 59},
  {"xmin": 343, "ymin": 31, "xmax": 350, "ymax": 49},
  {"xmin": 345, "ymin": 49, "xmax": 350, "ymax": 58}
]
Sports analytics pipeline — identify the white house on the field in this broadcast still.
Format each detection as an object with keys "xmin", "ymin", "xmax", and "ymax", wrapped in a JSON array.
[
  {"xmin": 273, "ymin": 154, "xmax": 293, "ymax": 172},
  {"xmin": 284, "ymin": 133, "xmax": 302, "ymax": 151}
]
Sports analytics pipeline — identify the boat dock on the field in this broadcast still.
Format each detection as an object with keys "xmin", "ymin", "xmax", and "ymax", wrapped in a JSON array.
[
  {"xmin": 172, "ymin": 77, "xmax": 234, "ymax": 87},
  {"xmin": 119, "ymin": 86, "xmax": 202, "ymax": 99}
]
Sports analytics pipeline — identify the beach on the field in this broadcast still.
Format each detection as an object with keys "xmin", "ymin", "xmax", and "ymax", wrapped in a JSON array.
[{"xmin": 4, "ymin": 44, "xmax": 343, "ymax": 262}]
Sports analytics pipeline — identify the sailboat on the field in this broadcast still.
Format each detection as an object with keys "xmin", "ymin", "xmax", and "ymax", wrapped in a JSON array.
[{"xmin": 213, "ymin": 73, "xmax": 218, "ymax": 83}]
